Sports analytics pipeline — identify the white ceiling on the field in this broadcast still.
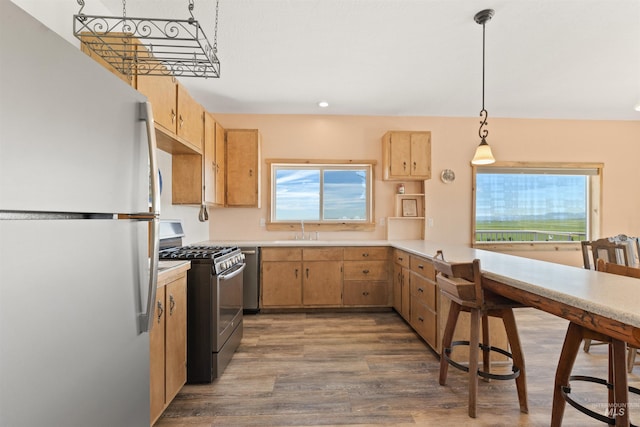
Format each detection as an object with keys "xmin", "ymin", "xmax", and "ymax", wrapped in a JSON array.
[{"xmin": 101, "ymin": 0, "xmax": 640, "ymax": 120}]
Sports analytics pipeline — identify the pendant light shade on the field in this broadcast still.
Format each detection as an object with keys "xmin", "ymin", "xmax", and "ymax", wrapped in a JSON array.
[
  {"xmin": 470, "ymin": 9, "xmax": 496, "ymax": 166},
  {"xmin": 471, "ymin": 139, "xmax": 495, "ymax": 165}
]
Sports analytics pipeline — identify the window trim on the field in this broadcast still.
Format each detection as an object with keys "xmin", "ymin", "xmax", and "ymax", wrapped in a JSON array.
[
  {"xmin": 471, "ymin": 161, "xmax": 603, "ymax": 251},
  {"xmin": 265, "ymin": 159, "xmax": 377, "ymax": 231}
]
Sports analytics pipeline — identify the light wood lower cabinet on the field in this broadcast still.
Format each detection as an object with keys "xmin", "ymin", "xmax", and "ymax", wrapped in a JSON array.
[
  {"xmin": 343, "ymin": 247, "xmax": 390, "ymax": 307},
  {"xmin": 150, "ymin": 273, "xmax": 187, "ymax": 426},
  {"xmin": 392, "ymin": 249, "xmax": 411, "ymax": 320},
  {"xmin": 261, "ymin": 246, "xmax": 392, "ymax": 308},
  {"xmin": 408, "ymin": 255, "xmax": 438, "ymax": 350}
]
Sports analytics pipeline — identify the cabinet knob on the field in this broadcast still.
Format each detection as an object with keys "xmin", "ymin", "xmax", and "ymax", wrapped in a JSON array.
[
  {"xmin": 179, "ymin": 115, "xmax": 184, "ymax": 128},
  {"xmin": 171, "ymin": 109, "xmax": 176, "ymax": 124},
  {"xmin": 403, "ymin": 161, "xmax": 407, "ymax": 171},
  {"xmin": 362, "ymin": 291, "xmax": 369, "ymax": 296},
  {"xmin": 418, "ymin": 264, "xmax": 424, "ymax": 270},
  {"xmin": 418, "ymin": 316, "xmax": 424, "ymax": 322},
  {"xmin": 362, "ymin": 253, "xmax": 369, "ymax": 257},
  {"xmin": 249, "ymin": 169, "xmax": 253, "ymax": 177},
  {"xmin": 413, "ymin": 161, "xmax": 417, "ymax": 171},
  {"xmin": 418, "ymin": 287, "xmax": 424, "ymax": 293},
  {"xmin": 362, "ymin": 269, "xmax": 370, "ymax": 274}
]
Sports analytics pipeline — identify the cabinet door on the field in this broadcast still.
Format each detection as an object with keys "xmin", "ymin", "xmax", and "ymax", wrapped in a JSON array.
[
  {"xmin": 226, "ymin": 129, "xmax": 260, "ymax": 207},
  {"xmin": 164, "ymin": 276, "xmax": 187, "ymax": 404},
  {"xmin": 214, "ymin": 122, "xmax": 226, "ymax": 206},
  {"xmin": 177, "ymin": 83, "xmax": 204, "ymax": 151},
  {"xmin": 303, "ymin": 261, "xmax": 343, "ymax": 306},
  {"xmin": 137, "ymin": 74, "xmax": 177, "ymax": 133},
  {"xmin": 410, "ymin": 132, "xmax": 431, "ymax": 178},
  {"xmin": 149, "ymin": 286, "xmax": 166, "ymax": 424},
  {"xmin": 203, "ymin": 113, "xmax": 217, "ymax": 205},
  {"xmin": 401, "ymin": 267, "xmax": 410, "ymax": 320},
  {"xmin": 262, "ymin": 261, "xmax": 302, "ymax": 307},
  {"xmin": 388, "ymin": 132, "xmax": 411, "ymax": 178},
  {"xmin": 343, "ymin": 281, "xmax": 389, "ymax": 306}
]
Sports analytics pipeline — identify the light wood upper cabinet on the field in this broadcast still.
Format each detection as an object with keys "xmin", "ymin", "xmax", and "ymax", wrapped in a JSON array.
[
  {"xmin": 203, "ymin": 113, "xmax": 225, "ymax": 206},
  {"xmin": 226, "ymin": 129, "xmax": 261, "ymax": 207},
  {"xmin": 176, "ymin": 83, "xmax": 204, "ymax": 152},
  {"xmin": 137, "ymin": 74, "xmax": 177, "ymax": 134},
  {"xmin": 214, "ymin": 122, "xmax": 226, "ymax": 206},
  {"xmin": 382, "ymin": 131, "xmax": 431, "ymax": 180}
]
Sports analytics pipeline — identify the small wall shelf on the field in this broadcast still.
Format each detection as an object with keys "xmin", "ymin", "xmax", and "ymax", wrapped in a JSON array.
[{"xmin": 386, "ymin": 182, "xmax": 426, "ymax": 240}]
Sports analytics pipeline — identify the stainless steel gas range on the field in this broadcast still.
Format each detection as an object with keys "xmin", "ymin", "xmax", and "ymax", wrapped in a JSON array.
[{"xmin": 159, "ymin": 221, "xmax": 245, "ymax": 383}]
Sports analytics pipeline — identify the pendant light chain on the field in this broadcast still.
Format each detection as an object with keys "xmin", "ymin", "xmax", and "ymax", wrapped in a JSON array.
[
  {"xmin": 122, "ymin": 0, "xmax": 126, "ymax": 19},
  {"xmin": 213, "ymin": 0, "xmax": 219, "ymax": 54},
  {"xmin": 477, "ymin": 11, "xmax": 491, "ymax": 142}
]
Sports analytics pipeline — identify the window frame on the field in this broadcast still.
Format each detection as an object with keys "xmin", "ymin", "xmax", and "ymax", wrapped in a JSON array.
[
  {"xmin": 265, "ymin": 159, "xmax": 377, "ymax": 231},
  {"xmin": 471, "ymin": 161, "xmax": 603, "ymax": 250}
]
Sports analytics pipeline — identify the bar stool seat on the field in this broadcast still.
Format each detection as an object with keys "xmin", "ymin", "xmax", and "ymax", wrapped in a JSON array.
[{"xmin": 433, "ymin": 251, "xmax": 528, "ymax": 418}]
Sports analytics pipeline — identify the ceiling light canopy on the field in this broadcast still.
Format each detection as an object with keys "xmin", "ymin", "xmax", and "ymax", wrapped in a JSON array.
[
  {"xmin": 471, "ymin": 8, "xmax": 496, "ymax": 166},
  {"xmin": 318, "ymin": 101, "xmax": 329, "ymax": 108},
  {"xmin": 73, "ymin": 0, "xmax": 221, "ymax": 78}
]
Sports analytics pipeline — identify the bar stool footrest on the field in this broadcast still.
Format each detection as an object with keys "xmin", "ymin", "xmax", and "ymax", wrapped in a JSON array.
[
  {"xmin": 561, "ymin": 375, "xmax": 640, "ymax": 426},
  {"xmin": 444, "ymin": 340, "xmax": 521, "ymax": 381}
]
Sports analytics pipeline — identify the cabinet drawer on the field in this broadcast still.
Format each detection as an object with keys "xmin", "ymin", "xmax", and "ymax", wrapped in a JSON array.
[
  {"xmin": 410, "ymin": 272, "xmax": 436, "ymax": 310},
  {"xmin": 410, "ymin": 299, "xmax": 437, "ymax": 348},
  {"xmin": 343, "ymin": 260, "xmax": 388, "ymax": 281},
  {"xmin": 303, "ymin": 247, "xmax": 343, "ymax": 261},
  {"xmin": 393, "ymin": 249, "xmax": 410, "ymax": 268},
  {"xmin": 262, "ymin": 247, "xmax": 302, "ymax": 261},
  {"xmin": 410, "ymin": 255, "xmax": 435, "ymax": 279},
  {"xmin": 343, "ymin": 246, "xmax": 389, "ymax": 261},
  {"xmin": 343, "ymin": 281, "xmax": 389, "ymax": 306}
]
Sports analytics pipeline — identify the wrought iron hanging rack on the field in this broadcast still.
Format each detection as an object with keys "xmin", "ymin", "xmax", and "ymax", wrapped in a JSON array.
[{"xmin": 73, "ymin": 0, "xmax": 220, "ymax": 78}]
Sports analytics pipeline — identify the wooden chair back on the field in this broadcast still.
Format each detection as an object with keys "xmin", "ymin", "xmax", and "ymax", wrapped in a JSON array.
[
  {"xmin": 581, "ymin": 238, "xmax": 630, "ymax": 270},
  {"xmin": 596, "ymin": 258, "xmax": 640, "ymax": 279}
]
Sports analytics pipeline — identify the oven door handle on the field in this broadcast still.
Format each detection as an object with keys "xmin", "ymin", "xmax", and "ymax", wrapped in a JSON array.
[{"xmin": 219, "ymin": 263, "xmax": 246, "ymax": 281}]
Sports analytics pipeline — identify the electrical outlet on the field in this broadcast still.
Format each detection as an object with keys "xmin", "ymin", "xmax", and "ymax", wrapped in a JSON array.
[
  {"xmin": 428, "ymin": 218, "xmax": 434, "ymax": 228},
  {"xmin": 378, "ymin": 217, "xmax": 386, "ymax": 226},
  {"xmin": 259, "ymin": 218, "xmax": 266, "ymax": 227}
]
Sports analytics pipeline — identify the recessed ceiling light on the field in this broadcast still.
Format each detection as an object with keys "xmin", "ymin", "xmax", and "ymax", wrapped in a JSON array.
[{"xmin": 318, "ymin": 101, "xmax": 329, "ymax": 108}]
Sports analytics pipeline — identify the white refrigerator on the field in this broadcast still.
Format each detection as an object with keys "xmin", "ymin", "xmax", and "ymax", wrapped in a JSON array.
[{"xmin": 0, "ymin": 1, "xmax": 160, "ymax": 426}]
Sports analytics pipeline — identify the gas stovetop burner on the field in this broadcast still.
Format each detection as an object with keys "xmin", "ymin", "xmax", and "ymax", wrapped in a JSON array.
[{"xmin": 159, "ymin": 244, "xmax": 244, "ymax": 274}]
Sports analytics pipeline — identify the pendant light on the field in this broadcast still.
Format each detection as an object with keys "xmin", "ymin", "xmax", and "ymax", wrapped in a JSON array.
[{"xmin": 471, "ymin": 9, "xmax": 496, "ymax": 165}]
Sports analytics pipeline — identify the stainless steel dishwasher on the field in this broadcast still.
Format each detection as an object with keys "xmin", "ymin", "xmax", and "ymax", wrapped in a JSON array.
[{"xmin": 239, "ymin": 247, "xmax": 260, "ymax": 314}]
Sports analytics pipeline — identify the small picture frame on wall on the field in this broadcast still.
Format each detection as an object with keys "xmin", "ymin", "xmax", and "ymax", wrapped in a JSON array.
[{"xmin": 402, "ymin": 199, "xmax": 418, "ymax": 217}]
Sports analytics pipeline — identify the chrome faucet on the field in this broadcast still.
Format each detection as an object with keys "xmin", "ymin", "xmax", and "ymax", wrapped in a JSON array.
[{"xmin": 301, "ymin": 219, "xmax": 305, "ymax": 239}]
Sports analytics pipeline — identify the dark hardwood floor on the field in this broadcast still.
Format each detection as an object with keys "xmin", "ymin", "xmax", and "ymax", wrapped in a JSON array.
[{"xmin": 157, "ymin": 308, "xmax": 640, "ymax": 426}]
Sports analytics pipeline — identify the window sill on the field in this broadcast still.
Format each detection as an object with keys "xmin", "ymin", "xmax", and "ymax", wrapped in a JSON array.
[
  {"xmin": 266, "ymin": 222, "xmax": 376, "ymax": 232},
  {"xmin": 473, "ymin": 241, "xmax": 582, "ymax": 252}
]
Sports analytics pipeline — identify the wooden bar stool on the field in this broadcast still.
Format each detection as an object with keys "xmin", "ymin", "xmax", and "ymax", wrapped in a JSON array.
[
  {"xmin": 551, "ymin": 259, "xmax": 640, "ymax": 427},
  {"xmin": 433, "ymin": 251, "xmax": 528, "ymax": 418}
]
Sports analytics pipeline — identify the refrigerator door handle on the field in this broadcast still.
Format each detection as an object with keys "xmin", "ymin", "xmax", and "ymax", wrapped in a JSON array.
[
  {"xmin": 141, "ymin": 101, "xmax": 160, "ymax": 217},
  {"xmin": 137, "ymin": 101, "xmax": 160, "ymax": 333},
  {"xmin": 139, "ymin": 216, "xmax": 160, "ymax": 333}
]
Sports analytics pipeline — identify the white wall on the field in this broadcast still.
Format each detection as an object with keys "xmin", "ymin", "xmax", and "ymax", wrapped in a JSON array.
[{"xmin": 157, "ymin": 150, "xmax": 210, "ymax": 245}]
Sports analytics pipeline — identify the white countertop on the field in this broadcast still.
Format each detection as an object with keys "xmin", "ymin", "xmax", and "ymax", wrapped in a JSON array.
[
  {"xmin": 201, "ymin": 238, "xmax": 640, "ymax": 328},
  {"xmin": 391, "ymin": 240, "xmax": 640, "ymax": 330}
]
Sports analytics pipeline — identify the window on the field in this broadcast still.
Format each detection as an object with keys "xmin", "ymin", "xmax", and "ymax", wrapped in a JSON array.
[
  {"xmin": 267, "ymin": 160, "xmax": 375, "ymax": 230},
  {"xmin": 472, "ymin": 162, "xmax": 603, "ymax": 247}
]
